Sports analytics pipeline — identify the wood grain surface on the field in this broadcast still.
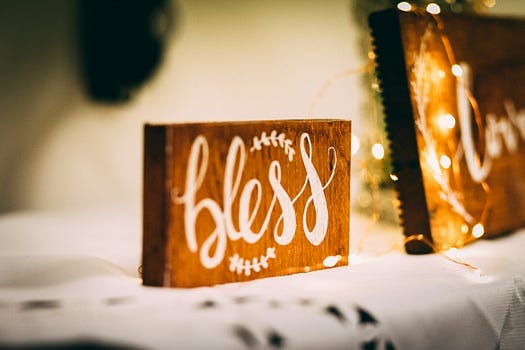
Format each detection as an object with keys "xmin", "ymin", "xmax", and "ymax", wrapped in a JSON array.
[
  {"xmin": 143, "ymin": 120, "xmax": 351, "ymax": 287},
  {"xmin": 370, "ymin": 9, "xmax": 525, "ymax": 253}
]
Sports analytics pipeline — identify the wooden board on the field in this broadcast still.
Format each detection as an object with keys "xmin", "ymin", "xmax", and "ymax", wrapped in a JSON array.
[
  {"xmin": 143, "ymin": 120, "xmax": 351, "ymax": 287},
  {"xmin": 369, "ymin": 9, "xmax": 525, "ymax": 253}
]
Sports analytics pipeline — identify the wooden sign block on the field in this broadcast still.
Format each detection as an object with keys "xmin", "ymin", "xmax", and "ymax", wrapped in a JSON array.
[
  {"xmin": 369, "ymin": 9, "xmax": 525, "ymax": 253},
  {"xmin": 143, "ymin": 120, "xmax": 351, "ymax": 287}
]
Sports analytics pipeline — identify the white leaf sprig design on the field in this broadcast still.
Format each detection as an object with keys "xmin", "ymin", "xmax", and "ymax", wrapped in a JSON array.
[
  {"xmin": 250, "ymin": 130, "xmax": 295, "ymax": 162},
  {"xmin": 229, "ymin": 247, "xmax": 276, "ymax": 276},
  {"xmin": 411, "ymin": 26, "xmax": 474, "ymax": 224}
]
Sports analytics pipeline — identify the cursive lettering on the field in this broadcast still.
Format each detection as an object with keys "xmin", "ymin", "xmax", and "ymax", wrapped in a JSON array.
[
  {"xmin": 173, "ymin": 132, "xmax": 337, "ymax": 269},
  {"xmin": 457, "ymin": 63, "xmax": 525, "ymax": 183}
]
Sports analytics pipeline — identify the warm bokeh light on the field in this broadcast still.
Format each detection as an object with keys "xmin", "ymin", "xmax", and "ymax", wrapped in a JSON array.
[
  {"xmin": 438, "ymin": 113, "xmax": 456, "ymax": 130},
  {"xmin": 451, "ymin": 64, "xmax": 463, "ymax": 77},
  {"xmin": 323, "ymin": 255, "xmax": 342, "ymax": 267},
  {"xmin": 440, "ymin": 155, "xmax": 452, "ymax": 169},
  {"xmin": 426, "ymin": 3, "xmax": 441, "ymax": 14},
  {"xmin": 371, "ymin": 143, "xmax": 385, "ymax": 160},
  {"xmin": 472, "ymin": 223, "xmax": 485, "ymax": 238},
  {"xmin": 484, "ymin": 0, "xmax": 496, "ymax": 8},
  {"xmin": 397, "ymin": 2, "xmax": 412, "ymax": 12}
]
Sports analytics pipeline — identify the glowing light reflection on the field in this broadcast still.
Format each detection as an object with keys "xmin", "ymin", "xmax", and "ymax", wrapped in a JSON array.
[
  {"xmin": 426, "ymin": 3, "xmax": 441, "ymax": 14},
  {"xmin": 451, "ymin": 64, "xmax": 463, "ymax": 77},
  {"xmin": 440, "ymin": 155, "xmax": 451, "ymax": 169},
  {"xmin": 397, "ymin": 1, "xmax": 412, "ymax": 12},
  {"xmin": 438, "ymin": 113, "xmax": 456, "ymax": 130},
  {"xmin": 472, "ymin": 223, "xmax": 485, "ymax": 238},
  {"xmin": 371, "ymin": 143, "xmax": 385, "ymax": 160},
  {"xmin": 323, "ymin": 255, "xmax": 342, "ymax": 268}
]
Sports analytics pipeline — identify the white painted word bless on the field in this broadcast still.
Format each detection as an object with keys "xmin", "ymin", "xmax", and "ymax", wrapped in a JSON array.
[{"xmin": 172, "ymin": 132, "xmax": 337, "ymax": 270}]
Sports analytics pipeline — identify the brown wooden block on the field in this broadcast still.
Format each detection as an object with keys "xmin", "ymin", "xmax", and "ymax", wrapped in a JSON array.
[
  {"xmin": 369, "ymin": 9, "xmax": 525, "ymax": 253},
  {"xmin": 143, "ymin": 119, "xmax": 351, "ymax": 287}
]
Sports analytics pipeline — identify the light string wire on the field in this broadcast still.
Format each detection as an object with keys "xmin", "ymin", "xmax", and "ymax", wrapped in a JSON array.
[
  {"xmin": 307, "ymin": 63, "xmax": 372, "ymax": 118},
  {"xmin": 304, "ymin": 7, "xmax": 487, "ymax": 275},
  {"xmin": 280, "ymin": 231, "xmax": 481, "ymax": 275},
  {"xmin": 412, "ymin": 8, "xmax": 492, "ymax": 246},
  {"xmin": 425, "ymin": 10, "xmax": 491, "ymax": 243},
  {"xmin": 140, "ymin": 6, "xmax": 488, "ymax": 280}
]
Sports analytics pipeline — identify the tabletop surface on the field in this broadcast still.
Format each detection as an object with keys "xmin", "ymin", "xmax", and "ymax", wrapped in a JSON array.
[{"xmin": 0, "ymin": 206, "xmax": 524, "ymax": 349}]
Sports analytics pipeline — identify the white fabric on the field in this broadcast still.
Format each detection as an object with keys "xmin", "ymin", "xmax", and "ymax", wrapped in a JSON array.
[{"xmin": 0, "ymin": 207, "xmax": 524, "ymax": 349}]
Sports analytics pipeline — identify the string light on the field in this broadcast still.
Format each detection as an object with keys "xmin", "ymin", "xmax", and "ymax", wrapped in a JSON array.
[
  {"xmin": 397, "ymin": 1, "xmax": 412, "ymax": 12},
  {"xmin": 472, "ymin": 223, "xmax": 485, "ymax": 238},
  {"xmin": 281, "ymin": 234, "xmax": 483, "ymax": 274},
  {"xmin": 307, "ymin": 3, "xmax": 493, "ymax": 269},
  {"xmin": 426, "ymin": 3, "xmax": 441, "ymax": 14},
  {"xmin": 400, "ymin": 8, "xmax": 494, "ymax": 252},
  {"xmin": 393, "ymin": 1, "xmax": 492, "ymax": 16},
  {"xmin": 323, "ymin": 255, "xmax": 342, "ymax": 267},
  {"xmin": 354, "ymin": 233, "xmax": 483, "ymax": 277},
  {"xmin": 451, "ymin": 64, "xmax": 463, "ymax": 77},
  {"xmin": 439, "ymin": 155, "xmax": 452, "ymax": 169},
  {"xmin": 484, "ymin": 0, "xmax": 496, "ymax": 8},
  {"xmin": 438, "ymin": 113, "xmax": 456, "ymax": 130},
  {"xmin": 371, "ymin": 143, "xmax": 385, "ymax": 160},
  {"xmin": 362, "ymin": 6, "xmax": 487, "ymax": 251},
  {"xmin": 349, "ymin": 4, "xmax": 496, "ymax": 280}
]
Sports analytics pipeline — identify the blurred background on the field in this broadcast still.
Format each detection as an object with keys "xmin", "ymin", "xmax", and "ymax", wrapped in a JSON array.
[{"xmin": 1, "ymin": 0, "xmax": 524, "ymax": 214}]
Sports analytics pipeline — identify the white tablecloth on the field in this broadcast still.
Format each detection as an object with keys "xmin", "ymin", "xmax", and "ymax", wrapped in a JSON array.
[{"xmin": 0, "ymin": 206, "xmax": 524, "ymax": 349}]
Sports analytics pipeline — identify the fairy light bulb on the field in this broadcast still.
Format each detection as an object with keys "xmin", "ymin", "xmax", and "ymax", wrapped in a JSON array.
[
  {"xmin": 323, "ymin": 255, "xmax": 342, "ymax": 268},
  {"xmin": 440, "ymin": 155, "xmax": 452, "ymax": 169},
  {"xmin": 397, "ymin": 2, "xmax": 412, "ymax": 12},
  {"xmin": 472, "ymin": 223, "xmax": 485, "ymax": 238},
  {"xmin": 484, "ymin": 0, "xmax": 496, "ymax": 8},
  {"xmin": 426, "ymin": 3, "xmax": 441, "ymax": 14},
  {"xmin": 371, "ymin": 143, "xmax": 385, "ymax": 160},
  {"xmin": 461, "ymin": 224, "xmax": 469, "ymax": 234},
  {"xmin": 451, "ymin": 64, "xmax": 463, "ymax": 77},
  {"xmin": 438, "ymin": 113, "xmax": 456, "ymax": 130}
]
